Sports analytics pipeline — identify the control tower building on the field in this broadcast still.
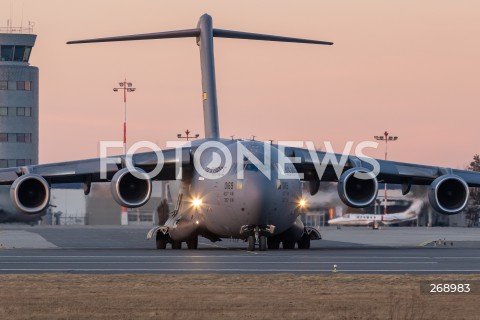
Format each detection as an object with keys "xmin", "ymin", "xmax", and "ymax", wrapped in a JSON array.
[{"xmin": 0, "ymin": 25, "xmax": 38, "ymax": 168}]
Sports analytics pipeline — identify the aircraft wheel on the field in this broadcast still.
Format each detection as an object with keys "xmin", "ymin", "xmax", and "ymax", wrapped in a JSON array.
[
  {"xmin": 156, "ymin": 233, "xmax": 167, "ymax": 250},
  {"xmin": 297, "ymin": 234, "xmax": 311, "ymax": 249},
  {"xmin": 267, "ymin": 238, "xmax": 280, "ymax": 250},
  {"xmin": 259, "ymin": 236, "xmax": 267, "ymax": 251},
  {"xmin": 187, "ymin": 237, "xmax": 198, "ymax": 250},
  {"xmin": 282, "ymin": 241, "xmax": 295, "ymax": 250},
  {"xmin": 247, "ymin": 235, "xmax": 255, "ymax": 251},
  {"xmin": 172, "ymin": 241, "xmax": 182, "ymax": 250}
]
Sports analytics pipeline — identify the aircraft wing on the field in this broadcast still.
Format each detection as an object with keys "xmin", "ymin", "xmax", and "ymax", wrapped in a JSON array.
[
  {"xmin": 288, "ymin": 147, "xmax": 480, "ymax": 188},
  {"xmin": 0, "ymin": 147, "xmax": 191, "ymax": 185},
  {"xmin": 289, "ymin": 146, "xmax": 479, "ymax": 214}
]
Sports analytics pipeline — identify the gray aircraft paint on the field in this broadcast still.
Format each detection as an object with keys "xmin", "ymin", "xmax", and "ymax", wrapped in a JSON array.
[{"xmin": 162, "ymin": 140, "xmax": 302, "ymax": 241}]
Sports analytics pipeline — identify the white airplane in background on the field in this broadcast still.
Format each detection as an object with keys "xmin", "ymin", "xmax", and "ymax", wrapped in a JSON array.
[{"xmin": 328, "ymin": 200, "xmax": 423, "ymax": 227}]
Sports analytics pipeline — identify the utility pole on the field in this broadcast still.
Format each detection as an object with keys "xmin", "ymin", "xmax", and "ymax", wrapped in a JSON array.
[{"xmin": 374, "ymin": 131, "xmax": 398, "ymax": 214}]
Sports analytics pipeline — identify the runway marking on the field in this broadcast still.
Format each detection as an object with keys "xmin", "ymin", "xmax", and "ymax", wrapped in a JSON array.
[
  {"xmin": 0, "ymin": 255, "xmax": 262, "ymax": 258},
  {"xmin": 0, "ymin": 261, "xmax": 438, "ymax": 264},
  {"xmin": 199, "ymin": 242, "xmax": 228, "ymax": 249},
  {"xmin": 0, "ymin": 255, "xmax": 479, "ymax": 259},
  {"xmin": 0, "ymin": 268, "xmax": 477, "ymax": 273}
]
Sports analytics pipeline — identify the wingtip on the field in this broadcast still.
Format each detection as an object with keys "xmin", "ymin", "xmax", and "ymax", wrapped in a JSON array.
[{"xmin": 66, "ymin": 40, "xmax": 86, "ymax": 45}]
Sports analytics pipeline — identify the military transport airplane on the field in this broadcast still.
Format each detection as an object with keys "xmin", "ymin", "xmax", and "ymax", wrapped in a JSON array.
[{"xmin": 0, "ymin": 14, "xmax": 479, "ymax": 251}]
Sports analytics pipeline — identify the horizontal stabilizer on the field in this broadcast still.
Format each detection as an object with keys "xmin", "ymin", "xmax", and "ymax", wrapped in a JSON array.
[
  {"xmin": 67, "ymin": 28, "xmax": 332, "ymax": 46},
  {"xmin": 213, "ymin": 28, "xmax": 333, "ymax": 45},
  {"xmin": 67, "ymin": 28, "xmax": 200, "ymax": 44}
]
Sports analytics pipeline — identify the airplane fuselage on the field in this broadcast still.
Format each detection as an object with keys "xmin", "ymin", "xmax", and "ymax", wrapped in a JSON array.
[
  {"xmin": 165, "ymin": 139, "xmax": 304, "ymax": 241},
  {"xmin": 328, "ymin": 212, "xmax": 418, "ymax": 226}
]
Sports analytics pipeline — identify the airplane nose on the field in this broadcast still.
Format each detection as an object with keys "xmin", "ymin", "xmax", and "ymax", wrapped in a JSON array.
[{"xmin": 242, "ymin": 173, "xmax": 273, "ymax": 225}]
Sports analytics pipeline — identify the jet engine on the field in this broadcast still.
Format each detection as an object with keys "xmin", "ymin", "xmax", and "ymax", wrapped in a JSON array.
[
  {"xmin": 428, "ymin": 174, "xmax": 469, "ymax": 215},
  {"xmin": 337, "ymin": 168, "xmax": 378, "ymax": 208},
  {"xmin": 111, "ymin": 168, "xmax": 152, "ymax": 208},
  {"xmin": 10, "ymin": 174, "xmax": 50, "ymax": 214}
]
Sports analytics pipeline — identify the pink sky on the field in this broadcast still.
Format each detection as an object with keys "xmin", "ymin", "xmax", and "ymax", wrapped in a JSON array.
[{"xmin": 2, "ymin": 0, "xmax": 479, "ymax": 168}]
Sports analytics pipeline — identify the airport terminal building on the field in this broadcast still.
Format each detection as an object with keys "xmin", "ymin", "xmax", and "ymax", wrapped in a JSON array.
[{"xmin": 0, "ymin": 28, "xmax": 38, "ymax": 168}]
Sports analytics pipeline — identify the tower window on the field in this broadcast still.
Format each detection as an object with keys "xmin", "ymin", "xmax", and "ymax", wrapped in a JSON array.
[
  {"xmin": 16, "ymin": 133, "xmax": 32, "ymax": 143},
  {"xmin": 0, "ymin": 159, "xmax": 7, "ymax": 168},
  {"xmin": 15, "ymin": 107, "xmax": 32, "ymax": 116},
  {"xmin": 23, "ymin": 47, "xmax": 32, "ymax": 62},
  {"xmin": 0, "ymin": 107, "xmax": 7, "ymax": 116},
  {"xmin": 15, "ymin": 81, "xmax": 31, "ymax": 91},
  {"xmin": 16, "ymin": 159, "xmax": 32, "ymax": 166},
  {"xmin": 16, "ymin": 81, "xmax": 25, "ymax": 90},
  {"xmin": 0, "ymin": 81, "xmax": 7, "ymax": 90},
  {"xmin": 0, "ymin": 133, "xmax": 7, "ymax": 142},
  {"xmin": 1, "ymin": 45, "xmax": 13, "ymax": 61},
  {"xmin": 13, "ymin": 46, "xmax": 25, "ymax": 62}
]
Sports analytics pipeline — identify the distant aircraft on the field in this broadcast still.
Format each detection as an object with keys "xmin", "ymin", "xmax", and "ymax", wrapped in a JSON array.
[
  {"xmin": 328, "ymin": 199, "xmax": 423, "ymax": 228},
  {"xmin": 0, "ymin": 14, "xmax": 479, "ymax": 251}
]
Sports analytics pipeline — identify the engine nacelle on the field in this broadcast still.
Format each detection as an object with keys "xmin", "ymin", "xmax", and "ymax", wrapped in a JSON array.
[
  {"xmin": 10, "ymin": 174, "xmax": 50, "ymax": 214},
  {"xmin": 428, "ymin": 174, "xmax": 469, "ymax": 215},
  {"xmin": 338, "ymin": 168, "xmax": 378, "ymax": 208},
  {"xmin": 111, "ymin": 167, "xmax": 152, "ymax": 208}
]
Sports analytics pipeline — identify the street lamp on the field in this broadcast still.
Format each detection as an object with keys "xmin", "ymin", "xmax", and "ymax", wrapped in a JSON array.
[
  {"xmin": 113, "ymin": 79, "xmax": 136, "ymax": 156},
  {"xmin": 177, "ymin": 129, "xmax": 199, "ymax": 141},
  {"xmin": 374, "ymin": 131, "xmax": 399, "ymax": 215},
  {"xmin": 113, "ymin": 79, "xmax": 136, "ymax": 226}
]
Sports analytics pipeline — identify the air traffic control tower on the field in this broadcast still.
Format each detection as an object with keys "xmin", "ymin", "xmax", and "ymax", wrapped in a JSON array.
[{"xmin": 0, "ymin": 25, "xmax": 38, "ymax": 168}]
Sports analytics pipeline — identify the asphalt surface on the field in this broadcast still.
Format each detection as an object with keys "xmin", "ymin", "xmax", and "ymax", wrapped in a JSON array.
[{"xmin": 0, "ymin": 225, "xmax": 480, "ymax": 274}]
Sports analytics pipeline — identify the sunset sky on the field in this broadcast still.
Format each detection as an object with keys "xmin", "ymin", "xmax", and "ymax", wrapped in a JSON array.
[{"xmin": 1, "ymin": 0, "xmax": 478, "ymax": 168}]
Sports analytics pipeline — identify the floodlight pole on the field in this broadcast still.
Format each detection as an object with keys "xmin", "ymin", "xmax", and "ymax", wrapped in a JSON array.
[
  {"xmin": 113, "ymin": 79, "xmax": 136, "ymax": 156},
  {"xmin": 374, "ymin": 131, "xmax": 398, "ymax": 215},
  {"xmin": 177, "ymin": 129, "xmax": 199, "ymax": 141},
  {"xmin": 113, "ymin": 79, "xmax": 136, "ymax": 226}
]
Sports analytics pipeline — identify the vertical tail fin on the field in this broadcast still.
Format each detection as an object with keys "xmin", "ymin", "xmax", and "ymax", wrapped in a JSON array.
[{"xmin": 68, "ymin": 14, "xmax": 333, "ymax": 140}]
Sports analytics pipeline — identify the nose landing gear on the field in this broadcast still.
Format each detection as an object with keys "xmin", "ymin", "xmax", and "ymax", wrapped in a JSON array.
[
  {"xmin": 241, "ymin": 225, "xmax": 275, "ymax": 251},
  {"xmin": 247, "ymin": 234, "xmax": 267, "ymax": 251}
]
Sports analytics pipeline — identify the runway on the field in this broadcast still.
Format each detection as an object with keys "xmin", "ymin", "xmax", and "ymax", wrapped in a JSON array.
[{"xmin": 0, "ymin": 226, "xmax": 480, "ymax": 274}]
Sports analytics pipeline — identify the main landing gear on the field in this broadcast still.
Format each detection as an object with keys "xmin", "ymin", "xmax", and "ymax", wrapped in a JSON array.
[
  {"xmin": 243, "ymin": 226, "xmax": 321, "ymax": 251},
  {"xmin": 156, "ymin": 232, "xmax": 199, "ymax": 250},
  {"xmin": 148, "ymin": 227, "xmax": 198, "ymax": 250}
]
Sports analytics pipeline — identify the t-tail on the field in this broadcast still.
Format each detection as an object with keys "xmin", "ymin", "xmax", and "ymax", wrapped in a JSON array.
[{"xmin": 67, "ymin": 14, "xmax": 333, "ymax": 140}]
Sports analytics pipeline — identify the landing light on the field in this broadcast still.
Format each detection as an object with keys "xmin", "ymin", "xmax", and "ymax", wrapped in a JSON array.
[
  {"xmin": 299, "ymin": 199, "xmax": 307, "ymax": 208},
  {"xmin": 193, "ymin": 198, "xmax": 202, "ymax": 207}
]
